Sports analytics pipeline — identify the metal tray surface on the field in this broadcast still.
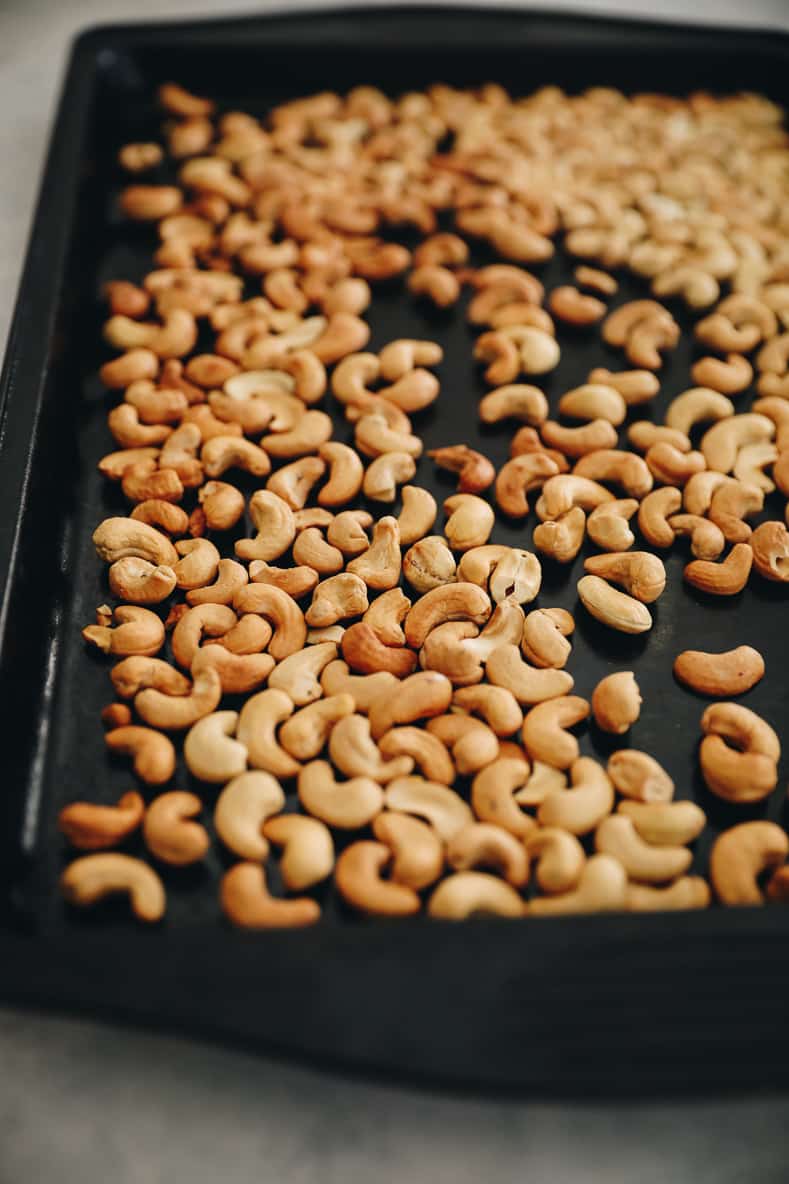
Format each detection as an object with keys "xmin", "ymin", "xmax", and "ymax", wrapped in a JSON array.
[{"xmin": 1, "ymin": 6, "xmax": 789, "ymax": 1091}]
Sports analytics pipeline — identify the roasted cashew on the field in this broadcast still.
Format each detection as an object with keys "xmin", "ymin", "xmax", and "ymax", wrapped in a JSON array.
[
  {"xmin": 214, "ymin": 771, "xmax": 285, "ymax": 860},
  {"xmin": 236, "ymin": 688, "xmax": 300, "ymax": 778},
  {"xmin": 617, "ymin": 800, "xmax": 706, "ymax": 846},
  {"xmin": 486, "ymin": 645, "xmax": 574, "ymax": 706},
  {"xmin": 135, "ymin": 665, "xmax": 222, "ymax": 730},
  {"xmin": 710, "ymin": 822, "xmax": 789, "ymax": 905},
  {"xmin": 537, "ymin": 756, "xmax": 614, "ymax": 835},
  {"xmin": 58, "ymin": 791, "xmax": 145, "ymax": 850},
  {"xmin": 443, "ymin": 494, "xmax": 495, "ymax": 551},
  {"xmin": 608, "ymin": 749, "xmax": 674, "ymax": 803},
  {"xmin": 105, "ymin": 725, "xmax": 175, "ymax": 785},
  {"xmin": 533, "ymin": 507, "xmax": 587, "ymax": 564},
  {"xmin": 384, "ymin": 776, "xmax": 472, "ymax": 841},
  {"xmin": 558, "ymin": 384, "xmax": 626, "ymax": 426},
  {"xmin": 665, "ymin": 387, "xmax": 734, "ymax": 436},
  {"xmin": 527, "ymin": 828, "xmax": 585, "ymax": 894},
  {"xmin": 143, "ymin": 791, "xmax": 209, "ymax": 866},
  {"xmin": 673, "ymin": 646, "xmax": 764, "ymax": 696},
  {"xmin": 184, "ymin": 711, "xmax": 248, "ymax": 783},
  {"xmin": 637, "ymin": 487, "xmax": 682, "ymax": 548},
  {"xmin": 372, "ymin": 812, "xmax": 444, "ymax": 889},
  {"xmin": 684, "ymin": 543, "xmax": 753, "ymax": 596},
  {"xmin": 298, "ymin": 760, "xmax": 383, "ymax": 829},
  {"xmin": 521, "ymin": 696, "xmax": 590, "ymax": 769},
  {"xmin": 591, "ymin": 671, "xmax": 642, "ymax": 734},
  {"xmin": 626, "ymin": 878, "xmax": 711, "ymax": 912},
  {"xmin": 577, "ymin": 575, "xmax": 653, "ymax": 634},
  {"xmin": 335, "ymin": 842, "xmax": 421, "ymax": 917},
  {"xmin": 233, "ymin": 583, "xmax": 307, "ymax": 658},
  {"xmin": 61, "ymin": 854, "xmax": 165, "ymax": 922},
  {"xmin": 83, "ymin": 606, "xmax": 165, "ymax": 658},
  {"xmin": 267, "ymin": 642, "xmax": 338, "ymax": 705},
  {"xmin": 447, "ymin": 823, "xmax": 529, "ymax": 887},
  {"xmin": 93, "ymin": 517, "xmax": 178, "ymax": 567},
  {"xmin": 595, "ymin": 814, "xmax": 691, "ymax": 884},
  {"xmin": 527, "ymin": 855, "xmax": 627, "ymax": 916},
  {"xmin": 428, "ymin": 872, "xmax": 525, "ymax": 919},
  {"xmin": 470, "ymin": 758, "xmax": 535, "ymax": 839},
  {"xmin": 363, "ymin": 451, "xmax": 417, "ymax": 502},
  {"xmin": 220, "ymin": 863, "xmax": 320, "ymax": 929},
  {"xmin": 583, "ymin": 551, "xmax": 666, "ymax": 603},
  {"xmin": 750, "ymin": 520, "xmax": 789, "ymax": 582},
  {"xmin": 186, "ymin": 558, "xmax": 248, "ymax": 607}
]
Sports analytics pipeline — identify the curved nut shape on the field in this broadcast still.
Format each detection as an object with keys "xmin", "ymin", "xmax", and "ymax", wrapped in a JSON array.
[
  {"xmin": 384, "ymin": 776, "xmax": 472, "ymax": 841},
  {"xmin": 527, "ymin": 854, "xmax": 627, "ymax": 916},
  {"xmin": 673, "ymin": 646, "xmax": 764, "ymax": 696},
  {"xmin": 626, "ymin": 878, "xmax": 711, "ymax": 912},
  {"xmin": 135, "ymin": 665, "xmax": 222, "ymax": 730},
  {"xmin": 233, "ymin": 583, "xmax": 307, "ymax": 659},
  {"xmin": 368, "ymin": 671, "xmax": 453, "ymax": 739},
  {"xmin": 573, "ymin": 450, "xmax": 652, "ymax": 497},
  {"xmin": 537, "ymin": 756, "xmax": 614, "ymax": 835},
  {"xmin": 558, "ymin": 384, "xmax": 626, "ymax": 426},
  {"xmin": 751, "ymin": 521, "xmax": 789, "ymax": 582},
  {"xmin": 214, "ymin": 771, "xmax": 285, "ymax": 861},
  {"xmin": 402, "ymin": 536, "xmax": 457, "ymax": 594},
  {"xmin": 665, "ymin": 387, "xmax": 734, "ymax": 436},
  {"xmin": 171, "ymin": 604, "xmax": 238, "ymax": 668},
  {"xmin": 443, "ymin": 494, "xmax": 495, "ymax": 551},
  {"xmin": 105, "ymin": 725, "xmax": 176, "ymax": 785},
  {"xmin": 235, "ymin": 490, "xmax": 296, "ymax": 562},
  {"xmin": 533, "ymin": 507, "xmax": 586, "ymax": 564},
  {"xmin": 428, "ymin": 872, "xmax": 525, "ymax": 919},
  {"xmin": 452, "ymin": 684, "xmax": 524, "ymax": 738},
  {"xmin": 404, "ymin": 583, "xmax": 491, "ymax": 648},
  {"xmin": 429, "ymin": 446, "xmax": 495, "ymax": 494},
  {"xmin": 397, "ymin": 485, "xmax": 438, "ymax": 546},
  {"xmin": 527, "ymin": 828, "xmax": 586, "ymax": 894},
  {"xmin": 320, "ymin": 661, "xmax": 398, "ymax": 714},
  {"xmin": 143, "ymin": 791, "xmax": 209, "ymax": 866},
  {"xmin": 583, "ymin": 552, "xmax": 666, "ymax": 604},
  {"xmin": 187, "ymin": 558, "xmax": 248, "ymax": 607},
  {"xmin": 305, "ymin": 573, "xmax": 369, "ymax": 628},
  {"xmin": 346, "ymin": 517, "xmax": 402, "ymax": 590},
  {"xmin": 220, "ymin": 863, "xmax": 320, "ymax": 929},
  {"xmin": 318, "ymin": 441, "xmax": 364, "ymax": 505},
  {"xmin": 591, "ymin": 671, "xmax": 642, "ymax": 734},
  {"xmin": 372, "ymin": 812, "xmax": 444, "ymax": 890},
  {"xmin": 537, "ymin": 474, "xmax": 614, "ymax": 519},
  {"xmin": 335, "ymin": 841, "xmax": 421, "ymax": 916},
  {"xmin": 426, "ymin": 714, "xmax": 500, "ymax": 775},
  {"xmin": 638, "ymin": 487, "xmax": 682, "ymax": 548},
  {"xmin": 363, "ymin": 452, "xmax": 416, "ymax": 502},
  {"xmin": 486, "ymin": 645, "xmax": 574, "ymax": 706},
  {"xmin": 184, "ymin": 711, "xmax": 248, "ymax": 783},
  {"xmin": 268, "ymin": 642, "xmax": 338, "ymax": 705},
  {"xmin": 61, "ymin": 853, "xmax": 165, "ymax": 922},
  {"xmin": 58, "ymin": 791, "xmax": 145, "ymax": 850},
  {"xmin": 235, "ymin": 688, "xmax": 300, "ymax": 778},
  {"xmin": 279, "ymin": 694, "xmax": 355, "ymax": 761},
  {"xmin": 108, "ymin": 557, "xmax": 176, "ymax": 605},
  {"xmin": 683, "ymin": 543, "xmax": 753, "ymax": 596},
  {"xmin": 522, "ymin": 696, "xmax": 590, "ymax": 769},
  {"xmin": 710, "ymin": 822, "xmax": 789, "ymax": 905},
  {"xmin": 263, "ymin": 815, "xmax": 334, "ymax": 891},
  {"xmin": 342, "ymin": 622, "xmax": 417, "ymax": 678},
  {"xmin": 617, "ymin": 800, "xmax": 706, "ymax": 846},
  {"xmin": 479, "ymin": 383, "xmax": 549, "ymax": 425},
  {"xmin": 298, "ymin": 761, "xmax": 383, "ymax": 829},
  {"xmin": 608, "ymin": 749, "xmax": 674, "ymax": 803},
  {"xmin": 470, "ymin": 758, "xmax": 535, "ymax": 838},
  {"xmin": 378, "ymin": 728, "xmax": 455, "ymax": 785},
  {"xmin": 327, "ymin": 714, "xmax": 413, "ymax": 783},
  {"xmin": 495, "ymin": 453, "xmax": 560, "ymax": 517},
  {"xmin": 577, "ymin": 575, "xmax": 652, "ymax": 634},
  {"xmin": 83, "ymin": 606, "xmax": 166, "ymax": 657},
  {"xmin": 700, "ymin": 413, "xmax": 774, "ymax": 474},
  {"xmin": 595, "ymin": 814, "xmax": 691, "ymax": 884}
]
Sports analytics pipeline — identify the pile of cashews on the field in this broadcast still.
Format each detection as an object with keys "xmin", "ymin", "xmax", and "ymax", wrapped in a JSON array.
[{"xmin": 59, "ymin": 80, "xmax": 789, "ymax": 926}]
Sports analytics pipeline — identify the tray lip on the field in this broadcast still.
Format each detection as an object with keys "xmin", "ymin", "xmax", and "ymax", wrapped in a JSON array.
[
  {"xmin": 2, "ymin": 1, "xmax": 789, "ymax": 942},
  {"xmin": 64, "ymin": 2, "xmax": 789, "ymax": 55}
]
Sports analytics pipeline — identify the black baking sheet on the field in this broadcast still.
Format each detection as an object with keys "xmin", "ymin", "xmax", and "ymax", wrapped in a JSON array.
[{"xmin": 1, "ymin": 6, "xmax": 789, "ymax": 1090}]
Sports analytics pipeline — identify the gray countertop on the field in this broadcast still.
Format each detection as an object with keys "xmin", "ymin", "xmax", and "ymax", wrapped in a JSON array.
[{"xmin": 2, "ymin": 2, "xmax": 789, "ymax": 1181}]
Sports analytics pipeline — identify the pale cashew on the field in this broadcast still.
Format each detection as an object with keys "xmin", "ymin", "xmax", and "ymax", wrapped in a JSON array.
[
  {"xmin": 331, "ymin": 352, "xmax": 379, "ymax": 411},
  {"xmin": 355, "ymin": 408, "xmax": 422, "ymax": 458},
  {"xmin": 279, "ymin": 694, "xmax": 355, "ymax": 760},
  {"xmin": 263, "ymin": 815, "xmax": 334, "ymax": 890},
  {"xmin": 607, "ymin": 749, "xmax": 674, "ymax": 803},
  {"xmin": 665, "ymin": 387, "xmax": 734, "ymax": 436},
  {"xmin": 171, "ymin": 604, "xmax": 237, "ymax": 668},
  {"xmin": 425, "ymin": 714, "xmax": 499, "ymax": 775},
  {"xmin": 318, "ymin": 441, "xmax": 364, "ymax": 505},
  {"xmin": 292, "ymin": 527, "xmax": 343, "ymax": 575},
  {"xmin": 684, "ymin": 543, "xmax": 753, "ymax": 595},
  {"xmin": 700, "ymin": 413, "xmax": 774, "ymax": 474},
  {"xmin": 268, "ymin": 642, "xmax": 338, "ymax": 705},
  {"xmin": 583, "ymin": 551, "xmax": 666, "ymax": 603},
  {"xmin": 363, "ymin": 588, "xmax": 411, "ymax": 646},
  {"xmin": 214, "ymin": 771, "xmax": 285, "ymax": 861},
  {"xmin": 135, "ymin": 665, "xmax": 222, "ymax": 730},
  {"xmin": 734, "ymin": 441, "xmax": 778, "ymax": 495},
  {"xmin": 220, "ymin": 863, "xmax": 320, "ymax": 929},
  {"xmin": 143, "ymin": 791, "xmax": 209, "ymax": 866},
  {"xmin": 536, "ymin": 474, "xmax": 614, "ymax": 519},
  {"xmin": 595, "ymin": 814, "xmax": 691, "ymax": 883},
  {"xmin": 363, "ymin": 451, "xmax": 416, "ymax": 502},
  {"xmin": 470, "ymin": 758, "xmax": 535, "ymax": 838},
  {"xmin": 478, "ymin": 384, "xmax": 549, "ymax": 425},
  {"xmin": 58, "ymin": 791, "xmax": 145, "ymax": 850},
  {"xmin": 683, "ymin": 472, "xmax": 729, "ymax": 517},
  {"xmin": 93, "ymin": 517, "xmax": 178, "ymax": 566},
  {"xmin": 617, "ymin": 800, "xmax": 706, "ymax": 846},
  {"xmin": 61, "ymin": 854, "xmax": 165, "ymax": 922},
  {"xmin": 428, "ymin": 872, "xmax": 524, "ymax": 919},
  {"xmin": 184, "ymin": 711, "xmax": 248, "ymax": 783},
  {"xmin": 379, "ymin": 338, "xmax": 443, "ymax": 381},
  {"xmin": 298, "ymin": 757, "xmax": 383, "ymax": 828},
  {"xmin": 537, "ymin": 756, "xmax": 614, "ymax": 835},
  {"xmin": 673, "ymin": 646, "xmax": 764, "ymax": 697},
  {"xmin": 591, "ymin": 671, "xmax": 642, "ymax": 734},
  {"xmin": 577, "ymin": 575, "xmax": 652, "ymax": 634},
  {"xmin": 402, "ymin": 536, "xmax": 457, "ymax": 593},
  {"xmin": 236, "ymin": 688, "xmax": 300, "ymax": 778},
  {"xmin": 327, "ymin": 509, "xmax": 373, "ymax": 555},
  {"xmin": 588, "ymin": 367, "xmax": 659, "ymax": 404},
  {"xmin": 346, "ymin": 517, "xmax": 401, "ymax": 590},
  {"xmin": 335, "ymin": 842, "xmax": 421, "ymax": 917},
  {"xmin": 447, "ymin": 823, "xmax": 529, "ymax": 887},
  {"xmin": 637, "ymin": 487, "xmax": 682, "ymax": 548},
  {"xmin": 378, "ymin": 728, "xmax": 454, "ymax": 785},
  {"xmin": 527, "ymin": 829, "xmax": 585, "ymax": 894},
  {"xmin": 668, "ymin": 514, "xmax": 726, "ymax": 560},
  {"xmin": 235, "ymin": 490, "xmax": 295, "ymax": 562},
  {"xmin": 521, "ymin": 696, "xmax": 590, "ymax": 769},
  {"xmin": 396, "ymin": 486, "xmax": 437, "ymax": 546},
  {"xmin": 83, "ymin": 606, "xmax": 165, "ymax": 658},
  {"xmin": 699, "ymin": 701, "xmax": 779, "ymax": 803},
  {"xmin": 234, "ymin": 583, "xmax": 307, "ymax": 658},
  {"xmin": 533, "ymin": 507, "xmax": 587, "ymax": 563},
  {"xmin": 105, "ymin": 725, "xmax": 176, "ymax": 785},
  {"xmin": 384, "ymin": 776, "xmax": 472, "ymax": 840},
  {"xmin": 443, "ymin": 494, "xmax": 495, "ymax": 551},
  {"xmin": 710, "ymin": 822, "xmax": 789, "ymax": 905},
  {"xmin": 691, "ymin": 354, "xmax": 753, "ymax": 394},
  {"xmin": 527, "ymin": 855, "xmax": 627, "ymax": 916},
  {"xmin": 558, "ymin": 384, "xmax": 626, "ymax": 425},
  {"xmin": 372, "ymin": 812, "xmax": 444, "ymax": 890},
  {"xmin": 573, "ymin": 450, "xmax": 653, "ymax": 498},
  {"xmin": 267, "ymin": 456, "xmax": 326, "ymax": 510},
  {"xmin": 626, "ymin": 878, "xmax": 711, "ymax": 912}
]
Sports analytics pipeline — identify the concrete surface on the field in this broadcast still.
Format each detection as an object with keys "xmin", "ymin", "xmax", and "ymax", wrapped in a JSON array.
[{"xmin": 2, "ymin": 2, "xmax": 789, "ymax": 1182}]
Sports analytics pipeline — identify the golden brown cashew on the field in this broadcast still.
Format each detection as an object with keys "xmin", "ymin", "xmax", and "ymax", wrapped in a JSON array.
[
  {"xmin": 527, "ymin": 828, "xmax": 586, "ymax": 894},
  {"xmin": 536, "ymin": 474, "xmax": 614, "ymax": 520},
  {"xmin": 267, "ymin": 456, "xmax": 326, "ymax": 511},
  {"xmin": 495, "ymin": 453, "xmax": 560, "ymax": 517},
  {"xmin": 135, "ymin": 665, "xmax": 222, "ymax": 730},
  {"xmin": 317, "ymin": 441, "xmax": 364, "ymax": 505},
  {"xmin": 403, "ymin": 536, "xmax": 457, "ymax": 594},
  {"xmin": 404, "ymin": 583, "xmax": 490, "ymax": 648},
  {"xmin": 298, "ymin": 760, "xmax": 383, "ymax": 828},
  {"xmin": 105, "ymin": 726, "xmax": 176, "ymax": 786},
  {"xmin": 646, "ymin": 442, "xmax": 706, "ymax": 486},
  {"xmin": 186, "ymin": 558, "xmax": 248, "ymax": 607},
  {"xmin": 426, "ymin": 714, "xmax": 500, "ymax": 776},
  {"xmin": 750, "ymin": 520, "xmax": 789, "ymax": 582},
  {"xmin": 363, "ymin": 451, "xmax": 417, "ymax": 502},
  {"xmin": 202, "ymin": 436, "xmax": 271, "ymax": 478},
  {"xmin": 520, "ymin": 608, "xmax": 573, "ymax": 670},
  {"xmin": 143, "ymin": 791, "xmax": 209, "ymax": 866},
  {"xmin": 326, "ymin": 509, "xmax": 373, "ymax": 556},
  {"xmin": 541, "ymin": 419, "xmax": 618, "ymax": 458},
  {"xmin": 447, "ymin": 823, "xmax": 529, "ymax": 887},
  {"xmin": 626, "ymin": 878, "xmax": 711, "ymax": 912},
  {"xmin": 346, "ymin": 518, "xmax": 402, "ymax": 590},
  {"xmin": 233, "ymin": 583, "xmax": 307, "ymax": 658},
  {"xmin": 335, "ymin": 841, "xmax": 421, "ymax": 917},
  {"xmin": 558, "ymin": 384, "xmax": 627, "ymax": 426},
  {"xmin": 595, "ymin": 815, "xmax": 691, "ymax": 884},
  {"xmin": 267, "ymin": 643, "xmax": 338, "ymax": 705},
  {"xmin": 394, "ymin": 486, "xmax": 436, "ymax": 546},
  {"xmin": 486, "ymin": 645, "xmax": 574, "ymax": 706},
  {"xmin": 691, "ymin": 354, "xmax": 753, "ymax": 394},
  {"xmin": 320, "ymin": 661, "xmax": 398, "ymax": 714},
  {"xmin": 214, "ymin": 771, "xmax": 285, "ymax": 861},
  {"xmin": 577, "ymin": 575, "xmax": 653, "ymax": 634},
  {"xmin": 700, "ymin": 413, "xmax": 774, "ymax": 474},
  {"xmin": 130, "ymin": 499, "xmax": 190, "ymax": 535},
  {"xmin": 460, "ymin": 546, "xmax": 542, "ymax": 606},
  {"xmin": 668, "ymin": 514, "xmax": 726, "ymax": 561},
  {"xmin": 378, "ymin": 728, "xmax": 454, "ymax": 785},
  {"xmin": 368, "ymin": 670, "xmax": 453, "ymax": 739},
  {"xmin": 521, "ymin": 696, "xmax": 590, "ymax": 769},
  {"xmin": 171, "ymin": 604, "xmax": 237, "ymax": 668},
  {"xmin": 665, "ymin": 387, "xmax": 734, "ymax": 436},
  {"xmin": 549, "ymin": 285, "xmax": 606, "ymax": 324},
  {"xmin": 583, "ymin": 552, "xmax": 666, "ymax": 603},
  {"xmin": 305, "ymin": 573, "xmax": 369, "ymax": 629},
  {"xmin": 58, "ymin": 791, "xmax": 145, "ymax": 850},
  {"xmin": 61, "ymin": 853, "xmax": 165, "ymax": 922},
  {"xmin": 378, "ymin": 339, "xmax": 443, "ymax": 381},
  {"xmin": 588, "ymin": 367, "xmax": 659, "ymax": 404},
  {"xmin": 263, "ymin": 815, "xmax": 334, "ymax": 891},
  {"xmin": 470, "ymin": 758, "xmax": 534, "ymax": 838},
  {"xmin": 384, "ymin": 776, "xmax": 472, "ymax": 841},
  {"xmin": 591, "ymin": 671, "xmax": 642, "ymax": 734},
  {"xmin": 93, "ymin": 517, "xmax": 178, "ymax": 566},
  {"xmin": 372, "ymin": 812, "xmax": 444, "ymax": 890},
  {"xmin": 710, "ymin": 822, "xmax": 789, "ymax": 905},
  {"xmin": 533, "ymin": 507, "xmax": 587, "ymax": 564},
  {"xmin": 684, "ymin": 543, "xmax": 753, "ymax": 596},
  {"xmin": 428, "ymin": 872, "xmax": 524, "ymax": 919},
  {"xmin": 628, "ymin": 423, "xmax": 691, "ymax": 455},
  {"xmin": 699, "ymin": 701, "xmax": 779, "ymax": 803},
  {"xmin": 172, "ymin": 538, "xmax": 220, "ymax": 591},
  {"xmin": 617, "ymin": 800, "xmax": 706, "ymax": 846},
  {"xmin": 573, "ymin": 450, "xmax": 653, "ymax": 498},
  {"xmin": 452, "ymin": 685, "xmax": 524, "ymax": 738},
  {"xmin": 292, "ymin": 527, "xmax": 343, "ymax": 576},
  {"xmin": 527, "ymin": 854, "xmax": 627, "ymax": 916},
  {"xmin": 234, "ymin": 490, "xmax": 295, "ymax": 562},
  {"xmin": 429, "ymin": 446, "xmax": 495, "ymax": 494},
  {"xmin": 235, "ymin": 688, "xmax": 299, "ymax": 778},
  {"xmin": 110, "ymin": 554, "xmax": 178, "ymax": 603},
  {"xmin": 279, "ymin": 694, "xmax": 355, "ymax": 761},
  {"xmin": 537, "ymin": 756, "xmax": 614, "ymax": 835},
  {"xmin": 637, "ymin": 487, "xmax": 682, "ymax": 548},
  {"xmin": 221, "ymin": 863, "xmax": 320, "ymax": 929},
  {"xmin": 83, "ymin": 606, "xmax": 166, "ymax": 658},
  {"xmin": 673, "ymin": 646, "xmax": 764, "ymax": 696}
]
